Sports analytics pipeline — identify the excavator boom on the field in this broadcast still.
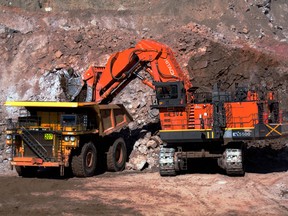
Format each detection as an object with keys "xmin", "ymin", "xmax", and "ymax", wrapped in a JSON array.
[{"xmin": 67, "ymin": 39, "xmax": 191, "ymax": 103}]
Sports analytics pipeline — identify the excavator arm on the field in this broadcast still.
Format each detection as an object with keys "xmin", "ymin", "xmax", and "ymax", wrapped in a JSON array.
[{"xmin": 67, "ymin": 39, "xmax": 192, "ymax": 104}]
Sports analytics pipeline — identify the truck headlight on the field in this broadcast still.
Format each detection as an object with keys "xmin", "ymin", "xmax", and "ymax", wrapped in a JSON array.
[
  {"xmin": 70, "ymin": 136, "xmax": 76, "ymax": 141},
  {"xmin": 6, "ymin": 134, "xmax": 12, "ymax": 140},
  {"xmin": 64, "ymin": 136, "xmax": 70, "ymax": 142}
]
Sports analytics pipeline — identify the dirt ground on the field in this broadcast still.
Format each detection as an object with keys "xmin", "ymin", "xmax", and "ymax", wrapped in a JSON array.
[{"xmin": 0, "ymin": 154, "xmax": 287, "ymax": 216}]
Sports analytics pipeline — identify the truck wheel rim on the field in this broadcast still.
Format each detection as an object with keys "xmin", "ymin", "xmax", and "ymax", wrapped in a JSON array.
[
  {"xmin": 115, "ymin": 143, "xmax": 123, "ymax": 164},
  {"xmin": 86, "ymin": 151, "xmax": 94, "ymax": 168}
]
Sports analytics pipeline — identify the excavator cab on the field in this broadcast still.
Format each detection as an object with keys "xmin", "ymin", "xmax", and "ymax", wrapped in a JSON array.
[{"xmin": 152, "ymin": 81, "xmax": 186, "ymax": 108}]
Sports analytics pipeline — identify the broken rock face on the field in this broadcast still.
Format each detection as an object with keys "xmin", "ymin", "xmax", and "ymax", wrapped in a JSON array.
[{"xmin": 126, "ymin": 132, "xmax": 162, "ymax": 171}]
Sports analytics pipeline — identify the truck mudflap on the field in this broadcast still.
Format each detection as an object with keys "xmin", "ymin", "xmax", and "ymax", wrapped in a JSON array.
[{"xmin": 11, "ymin": 157, "xmax": 60, "ymax": 167}]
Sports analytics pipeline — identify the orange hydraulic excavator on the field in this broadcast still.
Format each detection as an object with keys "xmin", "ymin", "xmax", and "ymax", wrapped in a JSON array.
[
  {"xmin": 68, "ymin": 39, "xmax": 192, "ymax": 103},
  {"xmin": 66, "ymin": 39, "xmax": 287, "ymax": 176}
]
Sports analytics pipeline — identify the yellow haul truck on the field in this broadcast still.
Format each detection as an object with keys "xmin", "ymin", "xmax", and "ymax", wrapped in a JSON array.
[{"xmin": 5, "ymin": 101, "xmax": 132, "ymax": 177}]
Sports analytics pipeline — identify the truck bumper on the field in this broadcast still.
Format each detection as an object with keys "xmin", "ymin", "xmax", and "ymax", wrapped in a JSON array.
[{"xmin": 11, "ymin": 157, "xmax": 60, "ymax": 167}]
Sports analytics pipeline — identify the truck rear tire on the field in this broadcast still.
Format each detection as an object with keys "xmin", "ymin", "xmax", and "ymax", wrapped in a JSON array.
[
  {"xmin": 15, "ymin": 166, "xmax": 38, "ymax": 177},
  {"xmin": 107, "ymin": 138, "xmax": 127, "ymax": 172},
  {"xmin": 71, "ymin": 142, "xmax": 97, "ymax": 177}
]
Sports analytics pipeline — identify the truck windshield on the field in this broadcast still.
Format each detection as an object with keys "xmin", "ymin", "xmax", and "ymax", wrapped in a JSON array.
[{"xmin": 61, "ymin": 115, "xmax": 77, "ymax": 126}]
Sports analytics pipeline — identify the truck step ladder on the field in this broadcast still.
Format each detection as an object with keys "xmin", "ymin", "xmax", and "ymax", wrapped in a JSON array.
[{"xmin": 20, "ymin": 127, "xmax": 50, "ymax": 161}]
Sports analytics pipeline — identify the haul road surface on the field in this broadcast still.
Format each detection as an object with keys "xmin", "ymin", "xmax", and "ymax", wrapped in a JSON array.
[{"xmin": 0, "ymin": 152, "xmax": 287, "ymax": 216}]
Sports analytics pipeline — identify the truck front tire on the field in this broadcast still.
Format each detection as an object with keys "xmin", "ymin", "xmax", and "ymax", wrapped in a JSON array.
[
  {"xmin": 71, "ymin": 142, "xmax": 97, "ymax": 177},
  {"xmin": 107, "ymin": 138, "xmax": 127, "ymax": 172}
]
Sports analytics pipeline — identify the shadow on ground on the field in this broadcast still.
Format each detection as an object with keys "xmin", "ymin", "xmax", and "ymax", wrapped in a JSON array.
[
  {"xmin": 245, "ymin": 146, "xmax": 288, "ymax": 173},
  {"xmin": 180, "ymin": 146, "xmax": 288, "ymax": 175}
]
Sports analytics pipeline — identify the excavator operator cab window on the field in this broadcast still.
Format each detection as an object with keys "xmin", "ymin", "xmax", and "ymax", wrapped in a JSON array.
[
  {"xmin": 156, "ymin": 85, "xmax": 178, "ymax": 99},
  {"xmin": 153, "ymin": 81, "xmax": 186, "ymax": 108}
]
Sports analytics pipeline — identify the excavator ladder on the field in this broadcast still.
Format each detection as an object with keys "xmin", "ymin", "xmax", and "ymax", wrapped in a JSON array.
[
  {"xmin": 187, "ymin": 104, "xmax": 195, "ymax": 129},
  {"xmin": 225, "ymin": 103, "xmax": 233, "ymax": 128}
]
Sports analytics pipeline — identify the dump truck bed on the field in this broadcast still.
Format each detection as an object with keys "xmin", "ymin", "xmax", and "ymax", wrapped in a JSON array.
[{"xmin": 5, "ymin": 101, "xmax": 133, "ymax": 136}]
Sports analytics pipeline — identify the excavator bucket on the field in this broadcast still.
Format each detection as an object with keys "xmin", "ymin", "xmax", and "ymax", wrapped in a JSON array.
[
  {"xmin": 65, "ymin": 75, "xmax": 85, "ymax": 101},
  {"xmin": 64, "ymin": 66, "xmax": 101, "ymax": 102}
]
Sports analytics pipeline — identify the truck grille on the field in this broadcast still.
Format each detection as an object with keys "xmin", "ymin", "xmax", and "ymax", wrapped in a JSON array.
[{"xmin": 23, "ymin": 130, "xmax": 56, "ymax": 159}]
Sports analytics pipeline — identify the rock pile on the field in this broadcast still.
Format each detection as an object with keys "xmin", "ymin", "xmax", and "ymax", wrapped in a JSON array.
[
  {"xmin": 126, "ymin": 132, "xmax": 162, "ymax": 171},
  {"xmin": 112, "ymin": 77, "xmax": 159, "ymax": 130}
]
